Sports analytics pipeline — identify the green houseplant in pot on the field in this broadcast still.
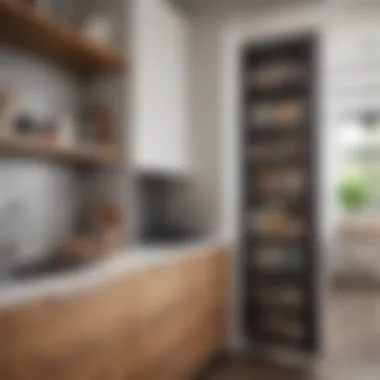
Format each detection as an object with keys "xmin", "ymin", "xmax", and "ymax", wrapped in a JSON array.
[{"xmin": 337, "ymin": 166, "xmax": 369, "ymax": 212}]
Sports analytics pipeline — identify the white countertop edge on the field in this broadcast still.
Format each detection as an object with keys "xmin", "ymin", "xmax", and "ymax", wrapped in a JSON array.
[{"xmin": 0, "ymin": 239, "xmax": 221, "ymax": 309}]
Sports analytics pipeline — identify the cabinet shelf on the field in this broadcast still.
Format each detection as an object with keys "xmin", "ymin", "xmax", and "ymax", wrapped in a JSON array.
[
  {"xmin": 0, "ymin": 0, "xmax": 126, "ymax": 74},
  {"xmin": 242, "ymin": 35, "xmax": 317, "ymax": 352},
  {"xmin": 248, "ymin": 304, "xmax": 305, "ymax": 319},
  {"xmin": 245, "ymin": 156, "xmax": 304, "ymax": 166},
  {"xmin": 246, "ymin": 234, "xmax": 306, "ymax": 246},
  {"xmin": 245, "ymin": 84, "xmax": 307, "ymax": 101},
  {"xmin": 0, "ymin": 136, "xmax": 122, "ymax": 165},
  {"xmin": 248, "ymin": 329, "xmax": 306, "ymax": 348},
  {"xmin": 246, "ymin": 194, "xmax": 307, "ymax": 208},
  {"xmin": 249, "ymin": 270, "xmax": 305, "ymax": 285}
]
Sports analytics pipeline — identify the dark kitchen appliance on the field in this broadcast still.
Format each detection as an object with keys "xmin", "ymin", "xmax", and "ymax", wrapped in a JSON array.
[{"xmin": 138, "ymin": 173, "xmax": 203, "ymax": 243}]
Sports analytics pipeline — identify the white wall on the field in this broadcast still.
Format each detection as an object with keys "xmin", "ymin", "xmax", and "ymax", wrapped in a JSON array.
[
  {"xmin": 188, "ymin": 21, "xmax": 222, "ymax": 231},
  {"xmin": 131, "ymin": 0, "xmax": 190, "ymax": 174}
]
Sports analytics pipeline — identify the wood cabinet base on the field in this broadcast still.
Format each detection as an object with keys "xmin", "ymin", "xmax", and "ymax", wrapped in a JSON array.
[{"xmin": 1, "ymin": 249, "xmax": 230, "ymax": 380}]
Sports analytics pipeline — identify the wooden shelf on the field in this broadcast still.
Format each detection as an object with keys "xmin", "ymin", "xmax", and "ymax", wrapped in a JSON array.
[
  {"xmin": 0, "ymin": 0, "xmax": 126, "ymax": 74},
  {"xmin": 0, "ymin": 136, "xmax": 123, "ymax": 165}
]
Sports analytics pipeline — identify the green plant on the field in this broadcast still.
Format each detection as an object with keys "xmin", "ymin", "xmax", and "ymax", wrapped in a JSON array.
[{"xmin": 337, "ymin": 174, "xmax": 369, "ymax": 211}]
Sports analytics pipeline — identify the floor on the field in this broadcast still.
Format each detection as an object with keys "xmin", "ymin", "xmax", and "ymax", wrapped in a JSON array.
[
  {"xmin": 317, "ymin": 287, "xmax": 380, "ymax": 380},
  {"xmin": 200, "ymin": 359, "xmax": 304, "ymax": 380},
  {"xmin": 202, "ymin": 288, "xmax": 380, "ymax": 379}
]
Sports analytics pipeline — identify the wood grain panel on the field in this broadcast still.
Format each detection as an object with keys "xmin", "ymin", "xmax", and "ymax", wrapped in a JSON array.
[
  {"xmin": 0, "ymin": 0, "xmax": 126, "ymax": 74},
  {"xmin": 137, "ymin": 262, "xmax": 185, "ymax": 323},
  {"xmin": 0, "ymin": 137, "xmax": 123, "ymax": 165},
  {"xmin": 1, "ymin": 248, "xmax": 230, "ymax": 380}
]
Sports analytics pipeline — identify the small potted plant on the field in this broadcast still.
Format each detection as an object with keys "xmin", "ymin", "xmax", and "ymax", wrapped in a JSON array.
[
  {"xmin": 336, "ymin": 166, "xmax": 370, "ymax": 240},
  {"xmin": 337, "ymin": 173, "xmax": 369, "ymax": 212}
]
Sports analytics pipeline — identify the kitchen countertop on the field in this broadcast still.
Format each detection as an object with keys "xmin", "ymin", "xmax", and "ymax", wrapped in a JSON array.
[{"xmin": 0, "ymin": 240, "xmax": 222, "ymax": 308}]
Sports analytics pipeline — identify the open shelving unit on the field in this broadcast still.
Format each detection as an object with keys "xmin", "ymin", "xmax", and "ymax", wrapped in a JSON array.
[
  {"xmin": 241, "ymin": 35, "xmax": 318, "ymax": 352},
  {"xmin": 0, "ymin": 1, "xmax": 128, "ymax": 264},
  {"xmin": 0, "ymin": 0, "xmax": 127, "ymax": 166},
  {"xmin": 0, "ymin": 0, "xmax": 126, "ymax": 74}
]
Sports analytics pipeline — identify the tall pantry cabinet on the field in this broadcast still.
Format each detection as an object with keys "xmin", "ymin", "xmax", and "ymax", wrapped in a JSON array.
[{"xmin": 241, "ymin": 35, "xmax": 319, "ymax": 352}]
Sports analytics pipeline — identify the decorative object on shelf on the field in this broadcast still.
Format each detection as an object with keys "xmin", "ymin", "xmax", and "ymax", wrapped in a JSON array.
[
  {"xmin": 82, "ymin": 104, "xmax": 116, "ymax": 145},
  {"xmin": 248, "ymin": 139, "xmax": 304, "ymax": 161},
  {"xmin": 249, "ymin": 61, "xmax": 307, "ymax": 90},
  {"xmin": 249, "ymin": 99, "xmax": 305, "ymax": 128},
  {"xmin": 250, "ymin": 103, "xmax": 274, "ymax": 126},
  {"xmin": 255, "ymin": 286, "xmax": 303, "ymax": 308},
  {"xmin": 56, "ymin": 113, "xmax": 77, "ymax": 146},
  {"xmin": 92, "ymin": 105, "xmax": 116, "ymax": 144},
  {"xmin": 14, "ymin": 113, "xmax": 40, "ymax": 136},
  {"xmin": 13, "ymin": 113, "xmax": 59, "ymax": 141},
  {"xmin": 254, "ymin": 168, "xmax": 305, "ymax": 197},
  {"xmin": 69, "ymin": 202, "xmax": 123, "ymax": 261},
  {"xmin": 248, "ymin": 207, "xmax": 305, "ymax": 239},
  {"xmin": 62, "ymin": 235, "xmax": 99, "ymax": 262},
  {"xmin": 92, "ymin": 204, "xmax": 123, "ymax": 257},
  {"xmin": 263, "ymin": 317, "xmax": 305, "ymax": 340},
  {"xmin": 277, "ymin": 99, "xmax": 305, "ymax": 126},
  {"xmin": 253, "ymin": 247, "xmax": 304, "ymax": 272},
  {"xmin": 39, "ymin": 119, "xmax": 59, "ymax": 141}
]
